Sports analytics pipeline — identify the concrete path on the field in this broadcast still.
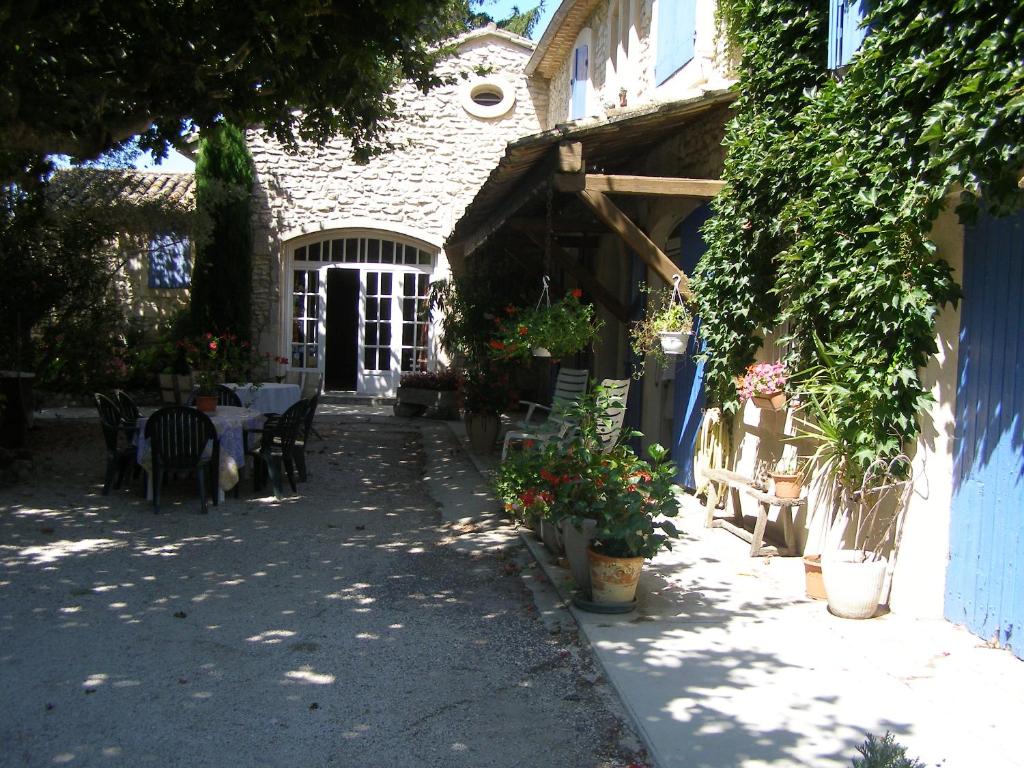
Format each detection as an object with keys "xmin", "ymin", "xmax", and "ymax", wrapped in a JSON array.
[
  {"xmin": 519, "ymin": 493, "xmax": 1024, "ymax": 768},
  {"xmin": 0, "ymin": 411, "xmax": 644, "ymax": 768}
]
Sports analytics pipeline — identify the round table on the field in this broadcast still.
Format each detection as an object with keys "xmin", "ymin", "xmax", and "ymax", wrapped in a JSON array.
[
  {"xmin": 226, "ymin": 383, "xmax": 302, "ymax": 414},
  {"xmin": 136, "ymin": 405, "xmax": 265, "ymax": 494}
]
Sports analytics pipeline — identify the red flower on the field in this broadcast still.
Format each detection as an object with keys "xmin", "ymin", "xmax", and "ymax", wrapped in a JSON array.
[
  {"xmin": 518, "ymin": 326, "xmax": 528, "ymax": 336},
  {"xmin": 524, "ymin": 439, "xmax": 535, "ymax": 449},
  {"xmin": 571, "ymin": 288, "xmax": 583, "ymax": 299},
  {"xmin": 540, "ymin": 469, "xmax": 559, "ymax": 485},
  {"xmin": 489, "ymin": 340, "xmax": 505, "ymax": 350},
  {"xmin": 209, "ymin": 340, "xmax": 218, "ymax": 351},
  {"xmin": 505, "ymin": 305, "xmax": 518, "ymax": 315}
]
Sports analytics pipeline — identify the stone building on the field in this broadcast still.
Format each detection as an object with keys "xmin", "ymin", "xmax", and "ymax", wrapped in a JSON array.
[{"xmin": 246, "ymin": 25, "xmax": 544, "ymax": 395}]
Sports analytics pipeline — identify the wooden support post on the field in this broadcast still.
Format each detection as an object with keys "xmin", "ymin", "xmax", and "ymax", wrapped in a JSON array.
[
  {"xmin": 517, "ymin": 227, "xmax": 630, "ymax": 324},
  {"xmin": 557, "ymin": 141, "xmax": 584, "ymax": 173},
  {"xmin": 576, "ymin": 189, "xmax": 694, "ymax": 300}
]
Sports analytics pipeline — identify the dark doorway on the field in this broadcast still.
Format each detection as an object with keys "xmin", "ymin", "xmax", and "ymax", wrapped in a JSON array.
[{"xmin": 326, "ymin": 269, "xmax": 360, "ymax": 391}]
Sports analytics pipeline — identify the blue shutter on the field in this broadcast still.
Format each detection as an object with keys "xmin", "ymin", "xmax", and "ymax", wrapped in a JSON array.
[
  {"xmin": 570, "ymin": 44, "xmax": 589, "ymax": 120},
  {"xmin": 148, "ymin": 234, "xmax": 191, "ymax": 288},
  {"xmin": 828, "ymin": 0, "xmax": 870, "ymax": 69},
  {"xmin": 655, "ymin": 0, "xmax": 696, "ymax": 85}
]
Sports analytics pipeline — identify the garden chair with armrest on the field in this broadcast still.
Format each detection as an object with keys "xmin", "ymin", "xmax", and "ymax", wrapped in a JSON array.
[
  {"xmin": 293, "ymin": 394, "xmax": 319, "ymax": 481},
  {"xmin": 144, "ymin": 406, "xmax": 219, "ymax": 514},
  {"xmin": 94, "ymin": 393, "xmax": 137, "ymax": 494},
  {"xmin": 216, "ymin": 384, "xmax": 243, "ymax": 407},
  {"xmin": 247, "ymin": 398, "xmax": 309, "ymax": 498},
  {"xmin": 501, "ymin": 367, "xmax": 589, "ymax": 459}
]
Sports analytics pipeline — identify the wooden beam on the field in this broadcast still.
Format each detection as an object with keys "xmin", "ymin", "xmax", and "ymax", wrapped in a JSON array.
[
  {"xmin": 557, "ymin": 141, "xmax": 584, "ymax": 173},
  {"xmin": 555, "ymin": 173, "xmax": 725, "ymax": 198},
  {"xmin": 518, "ymin": 227, "xmax": 630, "ymax": 324},
  {"xmin": 576, "ymin": 189, "xmax": 694, "ymax": 299},
  {"xmin": 508, "ymin": 217, "xmax": 609, "ymax": 234}
]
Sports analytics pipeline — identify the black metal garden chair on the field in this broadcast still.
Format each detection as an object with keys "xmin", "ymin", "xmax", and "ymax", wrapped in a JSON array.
[
  {"xmin": 249, "ymin": 398, "xmax": 309, "ymax": 498},
  {"xmin": 293, "ymin": 394, "xmax": 319, "ymax": 482},
  {"xmin": 94, "ymin": 393, "xmax": 137, "ymax": 495},
  {"xmin": 113, "ymin": 389, "xmax": 141, "ymax": 436},
  {"xmin": 216, "ymin": 384, "xmax": 242, "ymax": 407},
  {"xmin": 144, "ymin": 406, "xmax": 219, "ymax": 514}
]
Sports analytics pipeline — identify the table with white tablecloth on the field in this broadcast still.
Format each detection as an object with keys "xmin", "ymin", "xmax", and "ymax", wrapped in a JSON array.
[
  {"xmin": 136, "ymin": 405, "xmax": 265, "ymax": 494},
  {"xmin": 226, "ymin": 383, "xmax": 301, "ymax": 415}
]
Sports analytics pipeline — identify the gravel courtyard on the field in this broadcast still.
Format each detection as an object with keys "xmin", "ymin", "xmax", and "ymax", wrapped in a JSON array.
[{"xmin": 0, "ymin": 414, "xmax": 642, "ymax": 768}]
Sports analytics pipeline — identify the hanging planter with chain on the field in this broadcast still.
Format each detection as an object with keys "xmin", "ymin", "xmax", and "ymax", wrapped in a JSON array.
[{"xmin": 489, "ymin": 277, "xmax": 602, "ymax": 361}]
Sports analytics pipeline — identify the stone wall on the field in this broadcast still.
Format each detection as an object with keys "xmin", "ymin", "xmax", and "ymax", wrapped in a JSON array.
[{"xmin": 247, "ymin": 30, "xmax": 545, "ymax": 354}]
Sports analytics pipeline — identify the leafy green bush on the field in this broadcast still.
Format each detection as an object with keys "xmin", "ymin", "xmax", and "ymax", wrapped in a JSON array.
[
  {"xmin": 490, "ymin": 290, "xmax": 601, "ymax": 361},
  {"xmin": 852, "ymin": 733, "xmax": 924, "ymax": 768}
]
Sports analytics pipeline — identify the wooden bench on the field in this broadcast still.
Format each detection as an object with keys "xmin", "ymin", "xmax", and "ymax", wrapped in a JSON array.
[{"xmin": 703, "ymin": 468, "xmax": 806, "ymax": 557}]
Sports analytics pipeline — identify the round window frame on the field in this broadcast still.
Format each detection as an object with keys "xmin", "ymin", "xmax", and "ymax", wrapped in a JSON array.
[{"xmin": 461, "ymin": 77, "xmax": 516, "ymax": 119}]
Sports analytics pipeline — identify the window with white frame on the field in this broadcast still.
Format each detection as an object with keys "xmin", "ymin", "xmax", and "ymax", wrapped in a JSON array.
[
  {"xmin": 291, "ymin": 269, "xmax": 320, "ymax": 369},
  {"xmin": 400, "ymin": 272, "xmax": 430, "ymax": 372}
]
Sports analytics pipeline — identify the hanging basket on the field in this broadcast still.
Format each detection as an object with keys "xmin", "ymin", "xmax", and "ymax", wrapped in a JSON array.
[{"xmin": 658, "ymin": 331, "xmax": 691, "ymax": 355}]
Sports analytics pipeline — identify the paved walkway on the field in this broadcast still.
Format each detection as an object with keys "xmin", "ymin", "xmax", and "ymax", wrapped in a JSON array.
[
  {"xmin": 444, "ymin": 417, "xmax": 1024, "ymax": 768},
  {"xmin": 0, "ymin": 409, "xmax": 644, "ymax": 767},
  {"xmin": 18, "ymin": 404, "xmax": 1024, "ymax": 767}
]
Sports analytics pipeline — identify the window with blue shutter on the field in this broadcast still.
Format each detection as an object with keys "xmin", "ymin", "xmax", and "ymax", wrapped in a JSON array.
[
  {"xmin": 570, "ymin": 44, "xmax": 589, "ymax": 120},
  {"xmin": 828, "ymin": 0, "xmax": 870, "ymax": 69},
  {"xmin": 148, "ymin": 234, "xmax": 191, "ymax": 289},
  {"xmin": 655, "ymin": 0, "xmax": 696, "ymax": 86}
]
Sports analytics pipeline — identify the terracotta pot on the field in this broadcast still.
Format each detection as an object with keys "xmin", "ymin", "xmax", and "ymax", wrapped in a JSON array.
[
  {"xmin": 464, "ymin": 412, "xmax": 501, "ymax": 454},
  {"xmin": 561, "ymin": 518, "xmax": 597, "ymax": 596},
  {"xmin": 771, "ymin": 472, "xmax": 802, "ymax": 499},
  {"xmin": 539, "ymin": 517, "xmax": 564, "ymax": 556},
  {"xmin": 658, "ymin": 331, "xmax": 689, "ymax": 355},
  {"xmin": 751, "ymin": 391, "xmax": 788, "ymax": 410},
  {"xmin": 195, "ymin": 394, "xmax": 218, "ymax": 413},
  {"xmin": 822, "ymin": 550, "xmax": 886, "ymax": 619},
  {"xmin": 803, "ymin": 554, "xmax": 826, "ymax": 600},
  {"xmin": 588, "ymin": 548, "xmax": 644, "ymax": 604}
]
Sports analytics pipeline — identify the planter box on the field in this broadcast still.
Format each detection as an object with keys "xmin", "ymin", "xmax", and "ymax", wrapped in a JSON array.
[
  {"xmin": 394, "ymin": 387, "xmax": 459, "ymax": 420},
  {"xmin": 751, "ymin": 391, "xmax": 788, "ymax": 411}
]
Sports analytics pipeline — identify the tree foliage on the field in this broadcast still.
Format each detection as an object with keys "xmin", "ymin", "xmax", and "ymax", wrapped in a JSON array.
[
  {"xmin": 462, "ymin": 1, "xmax": 543, "ymax": 37},
  {"xmin": 699, "ymin": 0, "xmax": 1022, "ymax": 475},
  {"xmin": 190, "ymin": 123, "xmax": 254, "ymax": 338},
  {"xmin": 0, "ymin": 0, "xmax": 467, "ymax": 179}
]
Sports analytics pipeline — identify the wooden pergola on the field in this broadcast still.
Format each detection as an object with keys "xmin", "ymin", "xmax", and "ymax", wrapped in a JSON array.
[{"xmin": 446, "ymin": 90, "xmax": 735, "ymax": 323}]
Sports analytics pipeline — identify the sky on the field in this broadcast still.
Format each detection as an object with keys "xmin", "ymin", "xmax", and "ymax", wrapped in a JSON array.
[{"xmin": 135, "ymin": 1, "xmax": 557, "ymax": 173}]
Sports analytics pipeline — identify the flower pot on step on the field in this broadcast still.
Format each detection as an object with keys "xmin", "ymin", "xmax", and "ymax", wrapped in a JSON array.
[
  {"xmin": 561, "ymin": 518, "xmax": 597, "ymax": 597},
  {"xmin": 588, "ymin": 548, "xmax": 644, "ymax": 604},
  {"xmin": 540, "ymin": 517, "xmax": 564, "ymax": 556},
  {"xmin": 821, "ymin": 550, "xmax": 886, "ymax": 619},
  {"xmin": 803, "ymin": 554, "xmax": 826, "ymax": 600},
  {"xmin": 771, "ymin": 472, "xmax": 802, "ymax": 499}
]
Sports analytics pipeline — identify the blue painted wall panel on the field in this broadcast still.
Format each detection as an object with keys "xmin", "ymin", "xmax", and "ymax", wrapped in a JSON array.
[
  {"xmin": 671, "ymin": 204, "xmax": 712, "ymax": 488},
  {"xmin": 946, "ymin": 208, "xmax": 1024, "ymax": 659}
]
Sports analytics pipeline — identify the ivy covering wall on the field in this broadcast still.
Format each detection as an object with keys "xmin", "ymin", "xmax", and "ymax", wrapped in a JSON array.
[{"xmin": 698, "ymin": 0, "xmax": 1024, "ymax": 477}]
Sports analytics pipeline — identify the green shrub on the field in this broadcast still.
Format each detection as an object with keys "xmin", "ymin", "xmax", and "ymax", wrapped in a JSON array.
[{"xmin": 852, "ymin": 733, "xmax": 924, "ymax": 768}]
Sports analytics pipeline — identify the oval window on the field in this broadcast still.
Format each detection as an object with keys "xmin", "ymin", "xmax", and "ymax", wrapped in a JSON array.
[
  {"xmin": 471, "ymin": 88, "xmax": 503, "ymax": 107},
  {"xmin": 461, "ymin": 78, "xmax": 516, "ymax": 119}
]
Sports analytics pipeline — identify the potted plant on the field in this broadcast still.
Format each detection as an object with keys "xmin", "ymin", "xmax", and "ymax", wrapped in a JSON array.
[
  {"xmin": 737, "ymin": 362, "xmax": 789, "ymax": 410},
  {"xmin": 188, "ymin": 333, "xmax": 227, "ymax": 412},
  {"xmin": 394, "ymin": 369, "xmax": 461, "ymax": 419},
  {"xmin": 791, "ymin": 346, "xmax": 915, "ymax": 616},
  {"xmin": 584, "ymin": 442, "xmax": 681, "ymax": 605},
  {"xmin": 770, "ymin": 455, "xmax": 805, "ymax": 500},
  {"xmin": 489, "ymin": 289, "xmax": 601, "ymax": 361},
  {"xmin": 628, "ymin": 283, "xmax": 695, "ymax": 374},
  {"xmin": 461, "ymin": 360, "xmax": 516, "ymax": 454}
]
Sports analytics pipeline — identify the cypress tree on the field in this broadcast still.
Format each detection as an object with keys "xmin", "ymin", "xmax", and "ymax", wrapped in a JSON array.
[{"xmin": 191, "ymin": 123, "xmax": 254, "ymax": 338}]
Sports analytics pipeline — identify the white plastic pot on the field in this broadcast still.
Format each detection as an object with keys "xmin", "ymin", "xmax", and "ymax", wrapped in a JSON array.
[
  {"xmin": 821, "ymin": 550, "xmax": 886, "ymax": 619},
  {"xmin": 658, "ymin": 331, "xmax": 689, "ymax": 355}
]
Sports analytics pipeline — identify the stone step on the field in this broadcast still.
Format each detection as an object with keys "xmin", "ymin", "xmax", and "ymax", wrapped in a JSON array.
[{"xmin": 319, "ymin": 391, "xmax": 396, "ymax": 406}]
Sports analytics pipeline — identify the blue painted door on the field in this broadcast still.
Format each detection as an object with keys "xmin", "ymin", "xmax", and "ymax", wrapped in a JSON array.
[
  {"xmin": 671, "ymin": 204, "xmax": 712, "ymax": 488},
  {"xmin": 946, "ymin": 208, "xmax": 1024, "ymax": 659}
]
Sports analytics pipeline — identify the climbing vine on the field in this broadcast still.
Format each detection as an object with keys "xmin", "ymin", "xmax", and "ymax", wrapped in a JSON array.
[{"xmin": 698, "ymin": 0, "xmax": 1024, "ymax": 476}]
